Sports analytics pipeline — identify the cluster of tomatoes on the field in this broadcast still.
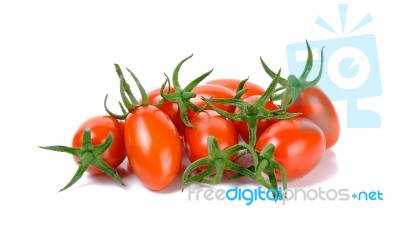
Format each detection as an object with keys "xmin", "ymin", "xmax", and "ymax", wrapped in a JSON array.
[{"xmin": 41, "ymin": 42, "xmax": 340, "ymax": 193}]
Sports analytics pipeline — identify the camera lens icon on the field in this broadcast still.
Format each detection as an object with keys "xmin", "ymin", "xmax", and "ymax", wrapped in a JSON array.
[{"xmin": 328, "ymin": 46, "xmax": 370, "ymax": 90}]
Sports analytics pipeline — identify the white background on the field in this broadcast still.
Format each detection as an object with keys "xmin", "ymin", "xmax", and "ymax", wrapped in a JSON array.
[{"xmin": 1, "ymin": 0, "xmax": 399, "ymax": 230}]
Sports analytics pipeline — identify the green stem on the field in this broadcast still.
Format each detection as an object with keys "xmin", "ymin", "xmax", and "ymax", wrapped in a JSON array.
[
  {"xmin": 182, "ymin": 158, "xmax": 213, "ymax": 185},
  {"xmin": 224, "ymin": 161, "xmax": 256, "ymax": 179},
  {"xmin": 260, "ymin": 41, "xmax": 325, "ymax": 106},
  {"xmin": 93, "ymin": 158, "xmax": 125, "ymax": 186},
  {"xmin": 59, "ymin": 164, "xmax": 90, "ymax": 192},
  {"xmin": 202, "ymin": 70, "xmax": 300, "ymax": 148},
  {"xmin": 104, "ymin": 94, "xmax": 128, "ymax": 120},
  {"xmin": 253, "ymin": 69, "xmax": 281, "ymax": 108},
  {"xmin": 211, "ymin": 160, "xmax": 225, "ymax": 184},
  {"xmin": 247, "ymin": 119, "xmax": 258, "ymax": 147},
  {"xmin": 114, "ymin": 64, "xmax": 138, "ymax": 105},
  {"xmin": 172, "ymin": 54, "xmax": 193, "ymax": 90},
  {"xmin": 182, "ymin": 137, "xmax": 287, "ymax": 195},
  {"xmin": 160, "ymin": 54, "xmax": 214, "ymax": 127},
  {"xmin": 105, "ymin": 63, "xmax": 151, "ymax": 119},
  {"xmin": 127, "ymin": 68, "xmax": 149, "ymax": 105},
  {"xmin": 39, "ymin": 129, "xmax": 125, "ymax": 191}
]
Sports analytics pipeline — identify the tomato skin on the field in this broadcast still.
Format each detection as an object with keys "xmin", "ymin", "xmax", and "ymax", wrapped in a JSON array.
[
  {"xmin": 72, "ymin": 116, "xmax": 126, "ymax": 175},
  {"xmin": 233, "ymin": 95, "xmax": 279, "ymax": 143},
  {"xmin": 255, "ymin": 118, "xmax": 326, "ymax": 180},
  {"xmin": 286, "ymin": 87, "xmax": 340, "ymax": 149},
  {"xmin": 125, "ymin": 105, "xmax": 182, "ymax": 191},
  {"xmin": 206, "ymin": 79, "xmax": 265, "ymax": 99},
  {"xmin": 147, "ymin": 87, "xmax": 185, "ymax": 134},
  {"xmin": 184, "ymin": 110, "xmax": 238, "ymax": 162},
  {"xmin": 189, "ymin": 84, "xmax": 236, "ymax": 118}
]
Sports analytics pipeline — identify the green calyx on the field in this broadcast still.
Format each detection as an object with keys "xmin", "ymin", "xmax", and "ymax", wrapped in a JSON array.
[
  {"xmin": 233, "ymin": 77, "xmax": 251, "ymax": 99},
  {"xmin": 227, "ymin": 144, "xmax": 287, "ymax": 194},
  {"xmin": 182, "ymin": 136, "xmax": 287, "ymax": 197},
  {"xmin": 254, "ymin": 143, "xmax": 287, "ymax": 192},
  {"xmin": 104, "ymin": 64, "xmax": 149, "ymax": 120},
  {"xmin": 39, "ymin": 129, "xmax": 125, "ymax": 192},
  {"xmin": 182, "ymin": 136, "xmax": 255, "ymax": 187},
  {"xmin": 261, "ymin": 40, "xmax": 325, "ymax": 109},
  {"xmin": 160, "ymin": 54, "xmax": 214, "ymax": 127},
  {"xmin": 203, "ymin": 70, "xmax": 299, "ymax": 147}
]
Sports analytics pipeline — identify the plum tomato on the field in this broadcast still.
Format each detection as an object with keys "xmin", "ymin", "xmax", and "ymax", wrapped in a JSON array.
[
  {"xmin": 72, "ymin": 115, "xmax": 126, "ymax": 175},
  {"xmin": 184, "ymin": 110, "xmax": 238, "ymax": 162},
  {"xmin": 206, "ymin": 78, "xmax": 265, "ymax": 99},
  {"xmin": 188, "ymin": 84, "xmax": 236, "ymax": 118},
  {"xmin": 256, "ymin": 118, "xmax": 326, "ymax": 180},
  {"xmin": 286, "ymin": 86, "xmax": 340, "ymax": 149},
  {"xmin": 124, "ymin": 105, "xmax": 182, "ymax": 191}
]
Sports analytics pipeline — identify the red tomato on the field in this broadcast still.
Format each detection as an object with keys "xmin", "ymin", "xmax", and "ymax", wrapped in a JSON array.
[
  {"xmin": 206, "ymin": 78, "xmax": 265, "ymax": 99},
  {"xmin": 233, "ymin": 95, "xmax": 279, "ymax": 143},
  {"xmin": 286, "ymin": 87, "xmax": 340, "ymax": 149},
  {"xmin": 189, "ymin": 84, "xmax": 236, "ymax": 118},
  {"xmin": 184, "ymin": 110, "xmax": 238, "ymax": 162},
  {"xmin": 72, "ymin": 116, "xmax": 126, "ymax": 175},
  {"xmin": 125, "ymin": 105, "xmax": 182, "ymax": 191},
  {"xmin": 147, "ymin": 87, "xmax": 185, "ymax": 133},
  {"xmin": 255, "ymin": 118, "xmax": 326, "ymax": 180}
]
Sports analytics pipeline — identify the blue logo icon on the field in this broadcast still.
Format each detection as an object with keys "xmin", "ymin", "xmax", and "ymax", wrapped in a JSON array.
[{"xmin": 286, "ymin": 4, "xmax": 382, "ymax": 128}]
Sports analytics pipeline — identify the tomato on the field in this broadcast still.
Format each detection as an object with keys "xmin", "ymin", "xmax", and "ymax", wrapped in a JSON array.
[
  {"xmin": 255, "ymin": 118, "xmax": 326, "ymax": 180},
  {"xmin": 184, "ymin": 110, "xmax": 238, "ymax": 162},
  {"xmin": 233, "ymin": 95, "xmax": 279, "ymax": 143},
  {"xmin": 147, "ymin": 87, "xmax": 185, "ymax": 133},
  {"xmin": 188, "ymin": 84, "xmax": 236, "ymax": 118},
  {"xmin": 286, "ymin": 86, "xmax": 340, "ymax": 149},
  {"xmin": 206, "ymin": 78, "xmax": 265, "ymax": 99},
  {"xmin": 115, "ymin": 166, "xmax": 131, "ymax": 179},
  {"xmin": 72, "ymin": 115, "xmax": 126, "ymax": 175},
  {"xmin": 125, "ymin": 105, "xmax": 182, "ymax": 191}
]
